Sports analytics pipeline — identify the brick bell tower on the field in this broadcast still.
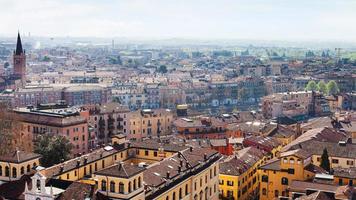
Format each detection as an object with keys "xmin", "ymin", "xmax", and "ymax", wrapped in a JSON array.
[{"xmin": 13, "ymin": 32, "xmax": 26, "ymax": 84}]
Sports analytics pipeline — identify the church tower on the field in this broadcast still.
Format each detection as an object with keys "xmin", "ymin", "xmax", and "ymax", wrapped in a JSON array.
[{"xmin": 13, "ymin": 32, "xmax": 26, "ymax": 84}]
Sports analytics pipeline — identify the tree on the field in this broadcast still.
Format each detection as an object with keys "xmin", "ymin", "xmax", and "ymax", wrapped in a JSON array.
[
  {"xmin": 34, "ymin": 135, "xmax": 73, "ymax": 167},
  {"xmin": 317, "ymin": 81, "xmax": 327, "ymax": 94},
  {"xmin": 320, "ymin": 148, "xmax": 331, "ymax": 172},
  {"xmin": 158, "ymin": 65, "xmax": 168, "ymax": 73},
  {"xmin": 327, "ymin": 80, "xmax": 339, "ymax": 95},
  {"xmin": 305, "ymin": 80, "xmax": 318, "ymax": 91}
]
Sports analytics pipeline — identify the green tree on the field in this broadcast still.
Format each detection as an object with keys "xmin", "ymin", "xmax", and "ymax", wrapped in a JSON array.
[
  {"xmin": 317, "ymin": 81, "xmax": 327, "ymax": 94},
  {"xmin": 158, "ymin": 65, "xmax": 168, "ymax": 73},
  {"xmin": 34, "ymin": 135, "xmax": 73, "ymax": 167},
  {"xmin": 320, "ymin": 148, "xmax": 331, "ymax": 172},
  {"xmin": 305, "ymin": 80, "xmax": 318, "ymax": 91},
  {"xmin": 327, "ymin": 80, "xmax": 339, "ymax": 95}
]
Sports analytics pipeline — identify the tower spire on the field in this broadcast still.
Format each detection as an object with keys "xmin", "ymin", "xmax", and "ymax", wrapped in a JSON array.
[{"xmin": 15, "ymin": 32, "xmax": 23, "ymax": 55}]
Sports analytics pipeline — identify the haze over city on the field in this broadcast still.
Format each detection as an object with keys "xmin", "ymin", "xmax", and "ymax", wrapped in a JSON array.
[{"xmin": 1, "ymin": 0, "xmax": 356, "ymax": 42}]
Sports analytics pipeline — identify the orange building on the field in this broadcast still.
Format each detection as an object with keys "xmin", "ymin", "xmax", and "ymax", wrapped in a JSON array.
[{"xmin": 13, "ymin": 104, "xmax": 89, "ymax": 157}]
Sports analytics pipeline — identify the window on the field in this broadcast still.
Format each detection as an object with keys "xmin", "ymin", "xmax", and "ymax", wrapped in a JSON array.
[
  {"xmin": 102, "ymin": 160, "xmax": 105, "ymax": 168},
  {"xmin": 0, "ymin": 166, "xmax": 2, "ymax": 176},
  {"xmin": 262, "ymin": 188, "xmax": 267, "ymax": 195},
  {"xmin": 227, "ymin": 190, "xmax": 233, "ymax": 197},
  {"xmin": 145, "ymin": 150, "xmax": 149, "ymax": 156},
  {"xmin": 288, "ymin": 168, "xmax": 295, "ymax": 174},
  {"xmin": 349, "ymin": 180, "xmax": 353, "ymax": 186},
  {"xmin": 275, "ymin": 190, "xmax": 279, "ymax": 198},
  {"xmin": 347, "ymin": 160, "xmax": 354, "ymax": 166},
  {"xmin": 227, "ymin": 181, "xmax": 234, "ymax": 186},
  {"xmin": 283, "ymin": 158, "xmax": 288, "ymax": 163},
  {"xmin": 110, "ymin": 181, "xmax": 115, "ymax": 192},
  {"xmin": 102, "ymin": 180, "xmax": 107, "ymax": 191},
  {"xmin": 281, "ymin": 177, "xmax": 288, "ymax": 185},
  {"xmin": 339, "ymin": 178, "xmax": 343, "ymax": 185},
  {"xmin": 154, "ymin": 151, "xmax": 158, "ymax": 157},
  {"xmin": 133, "ymin": 179, "xmax": 137, "ymax": 190},
  {"xmin": 297, "ymin": 159, "xmax": 302, "ymax": 164},
  {"xmin": 173, "ymin": 192, "xmax": 176, "ymax": 200},
  {"xmin": 262, "ymin": 175, "xmax": 268, "ymax": 182},
  {"xmin": 332, "ymin": 159, "xmax": 339, "ymax": 164},
  {"xmin": 219, "ymin": 179, "xmax": 224, "ymax": 185},
  {"xmin": 12, "ymin": 167, "xmax": 17, "ymax": 178},
  {"xmin": 138, "ymin": 177, "xmax": 142, "ymax": 187},
  {"xmin": 21, "ymin": 167, "xmax": 24, "ymax": 175},
  {"xmin": 289, "ymin": 158, "xmax": 295, "ymax": 164},
  {"xmin": 27, "ymin": 165, "xmax": 30, "ymax": 172},
  {"xmin": 119, "ymin": 182, "xmax": 125, "ymax": 194},
  {"xmin": 179, "ymin": 188, "xmax": 182, "ymax": 199},
  {"xmin": 185, "ymin": 184, "xmax": 189, "ymax": 195}
]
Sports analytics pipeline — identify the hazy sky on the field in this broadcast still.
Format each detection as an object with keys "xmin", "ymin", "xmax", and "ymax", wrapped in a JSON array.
[{"xmin": 1, "ymin": 0, "xmax": 356, "ymax": 41}]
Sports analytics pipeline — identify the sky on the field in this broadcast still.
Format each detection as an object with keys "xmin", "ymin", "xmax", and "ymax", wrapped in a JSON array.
[{"xmin": 1, "ymin": 0, "xmax": 356, "ymax": 41}]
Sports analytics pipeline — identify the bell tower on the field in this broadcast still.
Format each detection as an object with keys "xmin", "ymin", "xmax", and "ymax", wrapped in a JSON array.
[{"xmin": 13, "ymin": 32, "xmax": 26, "ymax": 84}]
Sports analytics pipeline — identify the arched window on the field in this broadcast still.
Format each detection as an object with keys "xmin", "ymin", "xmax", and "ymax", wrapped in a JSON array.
[
  {"xmin": 128, "ymin": 181, "xmax": 132, "ymax": 193},
  {"xmin": 21, "ymin": 167, "xmax": 25, "ymax": 175},
  {"xmin": 5, "ymin": 166, "xmax": 9, "ymax": 177},
  {"xmin": 281, "ymin": 177, "xmax": 288, "ymax": 185},
  {"xmin": 33, "ymin": 162, "xmax": 37, "ymax": 167},
  {"xmin": 289, "ymin": 158, "xmax": 295, "ymax": 164},
  {"xmin": 173, "ymin": 192, "xmax": 176, "ymax": 200},
  {"xmin": 185, "ymin": 184, "xmax": 189, "ymax": 195},
  {"xmin": 0, "ymin": 166, "xmax": 2, "ymax": 176},
  {"xmin": 119, "ymin": 182, "xmax": 125, "ymax": 194},
  {"xmin": 261, "ymin": 175, "xmax": 268, "ymax": 182},
  {"xmin": 283, "ymin": 158, "xmax": 288, "ymax": 163},
  {"xmin": 214, "ymin": 166, "xmax": 217, "ymax": 176},
  {"xmin": 194, "ymin": 194, "xmax": 198, "ymax": 200},
  {"xmin": 297, "ymin": 159, "xmax": 302, "ymax": 164},
  {"xmin": 101, "ymin": 180, "xmax": 107, "ymax": 191},
  {"xmin": 138, "ymin": 176, "xmax": 141, "ymax": 187},
  {"xmin": 110, "ymin": 181, "xmax": 115, "ymax": 192},
  {"xmin": 262, "ymin": 188, "xmax": 267, "ymax": 195},
  {"xmin": 133, "ymin": 179, "xmax": 137, "ymax": 190},
  {"xmin": 199, "ymin": 191, "xmax": 203, "ymax": 200},
  {"xmin": 166, "ymin": 196, "xmax": 169, "ymax": 200},
  {"xmin": 27, "ymin": 164, "xmax": 30, "ymax": 172},
  {"xmin": 179, "ymin": 188, "xmax": 182, "ymax": 199}
]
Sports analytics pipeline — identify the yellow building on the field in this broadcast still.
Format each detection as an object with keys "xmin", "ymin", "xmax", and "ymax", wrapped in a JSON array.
[
  {"xmin": 36, "ymin": 136, "xmax": 221, "ymax": 199},
  {"xmin": 126, "ymin": 109, "xmax": 173, "ymax": 141},
  {"xmin": 259, "ymin": 149, "xmax": 322, "ymax": 200},
  {"xmin": 0, "ymin": 150, "xmax": 41, "ymax": 182},
  {"xmin": 94, "ymin": 162, "xmax": 145, "ymax": 199},
  {"xmin": 219, "ymin": 147, "xmax": 266, "ymax": 200}
]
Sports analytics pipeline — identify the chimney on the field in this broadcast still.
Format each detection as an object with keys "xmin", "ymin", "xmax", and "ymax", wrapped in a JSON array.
[
  {"xmin": 84, "ymin": 157, "xmax": 88, "ymax": 164},
  {"xmin": 76, "ymin": 159, "xmax": 81, "ymax": 167},
  {"xmin": 204, "ymin": 153, "xmax": 208, "ymax": 160},
  {"xmin": 178, "ymin": 166, "xmax": 182, "ymax": 173},
  {"xmin": 60, "ymin": 165, "xmax": 64, "ymax": 172},
  {"xmin": 180, "ymin": 159, "xmax": 183, "ymax": 166},
  {"xmin": 186, "ymin": 162, "xmax": 190, "ymax": 169},
  {"xmin": 189, "ymin": 146, "xmax": 193, "ymax": 152},
  {"xmin": 166, "ymin": 171, "xmax": 170, "ymax": 179}
]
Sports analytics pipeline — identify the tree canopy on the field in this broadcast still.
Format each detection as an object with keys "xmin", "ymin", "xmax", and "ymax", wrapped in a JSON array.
[
  {"xmin": 327, "ymin": 80, "xmax": 339, "ymax": 95},
  {"xmin": 34, "ymin": 135, "xmax": 73, "ymax": 167},
  {"xmin": 158, "ymin": 65, "xmax": 168, "ymax": 73},
  {"xmin": 317, "ymin": 81, "xmax": 327, "ymax": 94},
  {"xmin": 305, "ymin": 80, "xmax": 318, "ymax": 91},
  {"xmin": 320, "ymin": 148, "xmax": 331, "ymax": 172}
]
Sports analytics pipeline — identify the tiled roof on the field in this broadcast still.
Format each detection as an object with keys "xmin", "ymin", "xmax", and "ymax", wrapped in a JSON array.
[
  {"xmin": 42, "ymin": 144, "xmax": 126, "ymax": 178},
  {"xmin": 56, "ymin": 182, "xmax": 96, "ymax": 200},
  {"xmin": 333, "ymin": 167, "xmax": 356, "ymax": 179},
  {"xmin": 131, "ymin": 140, "xmax": 188, "ymax": 152},
  {"xmin": 95, "ymin": 163, "xmax": 145, "ymax": 178},
  {"xmin": 144, "ymin": 147, "xmax": 220, "ymax": 188},
  {"xmin": 220, "ymin": 147, "xmax": 265, "ymax": 176},
  {"xmin": 0, "ymin": 151, "xmax": 41, "ymax": 163}
]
